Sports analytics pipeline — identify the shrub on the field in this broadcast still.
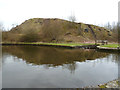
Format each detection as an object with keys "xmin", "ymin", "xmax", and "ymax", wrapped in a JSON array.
[{"xmin": 19, "ymin": 29, "xmax": 39, "ymax": 42}]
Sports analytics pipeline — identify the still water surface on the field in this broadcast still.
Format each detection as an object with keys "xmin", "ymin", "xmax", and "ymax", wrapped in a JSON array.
[{"xmin": 2, "ymin": 46, "xmax": 118, "ymax": 88}]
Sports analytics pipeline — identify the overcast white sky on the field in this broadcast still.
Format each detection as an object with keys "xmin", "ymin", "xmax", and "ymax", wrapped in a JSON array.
[{"xmin": 0, "ymin": 0, "xmax": 119, "ymax": 30}]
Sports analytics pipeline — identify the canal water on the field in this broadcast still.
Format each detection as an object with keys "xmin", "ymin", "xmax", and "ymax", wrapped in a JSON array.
[{"xmin": 2, "ymin": 46, "xmax": 118, "ymax": 88}]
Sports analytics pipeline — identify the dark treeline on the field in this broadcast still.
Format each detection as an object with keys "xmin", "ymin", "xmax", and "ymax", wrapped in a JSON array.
[{"xmin": 104, "ymin": 22, "xmax": 119, "ymax": 32}]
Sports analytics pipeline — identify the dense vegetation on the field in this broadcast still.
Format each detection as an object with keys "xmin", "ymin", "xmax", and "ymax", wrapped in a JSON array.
[{"xmin": 2, "ymin": 18, "xmax": 118, "ymax": 43}]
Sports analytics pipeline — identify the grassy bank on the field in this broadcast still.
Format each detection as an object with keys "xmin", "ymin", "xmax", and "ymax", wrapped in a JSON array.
[
  {"xmin": 33, "ymin": 42, "xmax": 95, "ymax": 46},
  {"xmin": 1, "ymin": 42, "xmax": 95, "ymax": 46},
  {"xmin": 100, "ymin": 44, "xmax": 119, "ymax": 48}
]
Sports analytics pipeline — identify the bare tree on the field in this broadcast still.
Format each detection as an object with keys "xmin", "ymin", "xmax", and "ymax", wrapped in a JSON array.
[
  {"xmin": 11, "ymin": 23, "xmax": 18, "ymax": 28},
  {"xmin": 0, "ymin": 23, "xmax": 4, "ymax": 31},
  {"xmin": 103, "ymin": 22, "xmax": 119, "ymax": 43},
  {"xmin": 0, "ymin": 23, "xmax": 3, "ymax": 43},
  {"xmin": 68, "ymin": 14, "xmax": 76, "ymax": 22}
]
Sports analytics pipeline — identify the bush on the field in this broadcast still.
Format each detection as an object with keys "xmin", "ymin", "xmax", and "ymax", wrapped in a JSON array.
[
  {"xmin": 19, "ymin": 29, "xmax": 39, "ymax": 42},
  {"xmin": 2, "ymin": 32, "xmax": 20, "ymax": 42}
]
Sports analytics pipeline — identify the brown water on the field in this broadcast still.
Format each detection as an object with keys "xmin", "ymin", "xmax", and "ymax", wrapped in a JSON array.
[{"xmin": 2, "ymin": 46, "xmax": 118, "ymax": 88}]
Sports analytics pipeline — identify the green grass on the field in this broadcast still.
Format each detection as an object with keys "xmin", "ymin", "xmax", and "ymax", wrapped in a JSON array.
[
  {"xmin": 99, "ymin": 84, "xmax": 107, "ymax": 88},
  {"xmin": 116, "ymin": 81, "xmax": 120, "ymax": 87},
  {"xmin": 34, "ymin": 42, "xmax": 94, "ymax": 46},
  {"xmin": 2, "ymin": 42, "xmax": 95, "ymax": 46},
  {"xmin": 100, "ymin": 44, "xmax": 119, "ymax": 48}
]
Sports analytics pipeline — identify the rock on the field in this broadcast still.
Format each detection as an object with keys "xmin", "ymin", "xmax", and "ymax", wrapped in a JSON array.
[{"xmin": 84, "ymin": 79, "xmax": 119, "ymax": 88}]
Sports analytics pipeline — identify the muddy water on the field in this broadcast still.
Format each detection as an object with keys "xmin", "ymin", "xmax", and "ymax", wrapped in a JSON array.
[{"xmin": 2, "ymin": 46, "xmax": 118, "ymax": 88}]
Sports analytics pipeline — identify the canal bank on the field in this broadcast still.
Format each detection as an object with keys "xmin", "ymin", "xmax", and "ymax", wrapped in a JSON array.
[
  {"xmin": 1, "ymin": 42, "xmax": 120, "ymax": 50},
  {"xmin": 97, "ymin": 46, "xmax": 120, "ymax": 52},
  {"xmin": 1, "ymin": 42, "xmax": 98, "ymax": 49}
]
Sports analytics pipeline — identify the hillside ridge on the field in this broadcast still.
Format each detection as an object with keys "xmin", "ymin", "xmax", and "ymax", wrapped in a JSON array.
[{"xmin": 2, "ymin": 18, "xmax": 115, "ymax": 43}]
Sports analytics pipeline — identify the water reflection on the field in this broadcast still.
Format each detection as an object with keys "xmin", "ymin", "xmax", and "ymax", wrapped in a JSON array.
[
  {"xmin": 2, "ymin": 46, "xmax": 118, "ymax": 88},
  {"xmin": 2, "ymin": 46, "xmax": 111, "ymax": 66}
]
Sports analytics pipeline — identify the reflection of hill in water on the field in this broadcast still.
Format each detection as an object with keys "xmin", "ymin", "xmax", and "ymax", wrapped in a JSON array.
[{"xmin": 2, "ymin": 46, "xmax": 110, "ymax": 66}]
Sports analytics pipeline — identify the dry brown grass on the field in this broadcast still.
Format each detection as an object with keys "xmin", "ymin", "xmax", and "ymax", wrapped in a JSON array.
[{"xmin": 2, "ymin": 18, "xmax": 117, "ymax": 43}]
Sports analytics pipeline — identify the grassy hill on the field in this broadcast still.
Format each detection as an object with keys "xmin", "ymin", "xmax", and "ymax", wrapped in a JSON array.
[{"xmin": 2, "ymin": 18, "xmax": 117, "ymax": 43}]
